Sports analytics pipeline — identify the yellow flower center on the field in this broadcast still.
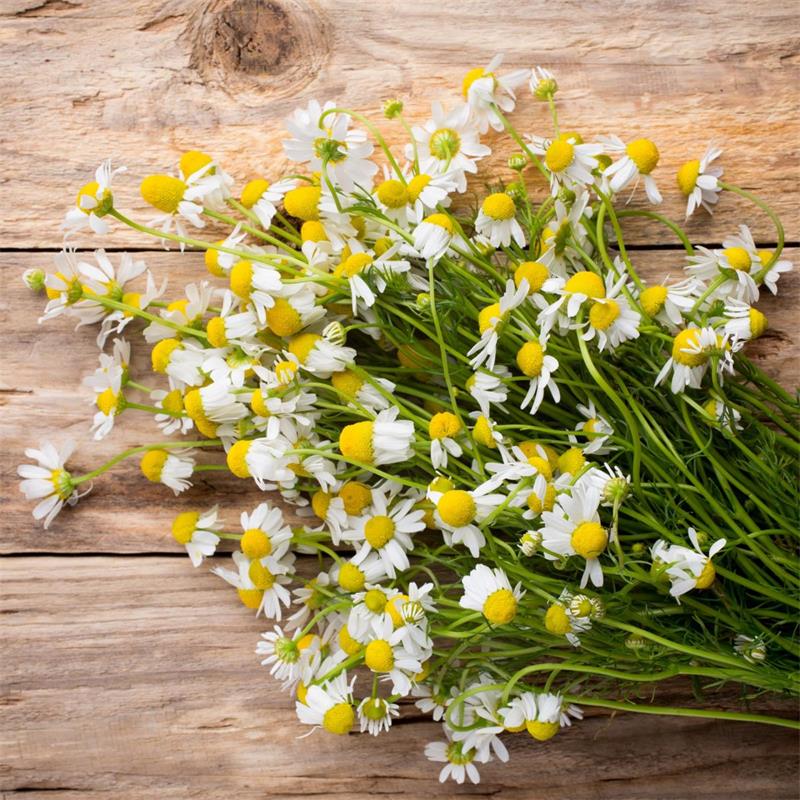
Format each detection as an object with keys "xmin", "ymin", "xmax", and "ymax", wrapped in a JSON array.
[
  {"xmin": 428, "ymin": 128, "xmax": 462, "ymax": 161},
  {"xmin": 526, "ymin": 720, "xmax": 560, "ymax": 741},
  {"xmin": 364, "ymin": 515, "xmax": 395, "ymax": 548},
  {"xmin": 265, "ymin": 297, "xmax": 302, "ymax": 337},
  {"xmin": 338, "ymin": 625, "xmax": 363, "ymax": 656},
  {"xmin": 310, "ymin": 491, "xmax": 331, "ymax": 521},
  {"xmin": 429, "ymin": 411, "xmax": 461, "ymax": 440},
  {"xmin": 151, "ymin": 338, "xmax": 181, "ymax": 374},
  {"xmin": 331, "ymin": 369, "xmax": 364, "ymax": 399},
  {"xmin": 376, "ymin": 179, "xmax": 409, "ymax": 209},
  {"xmin": 322, "ymin": 703, "xmax": 354, "ymax": 735},
  {"xmin": 159, "ymin": 389, "xmax": 183, "ymax": 418},
  {"xmin": 677, "ymin": 159, "xmax": 700, "ymax": 195},
  {"xmin": 339, "ymin": 420, "xmax": 374, "ymax": 464},
  {"xmin": 248, "ymin": 560, "xmax": 275, "ymax": 590},
  {"xmin": 749, "ymin": 307, "xmax": 768, "ymax": 338},
  {"xmin": 482, "ymin": 588, "xmax": 518, "ymax": 625},
  {"xmin": 75, "ymin": 180, "xmax": 112, "ymax": 215},
  {"xmin": 558, "ymin": 447, "xmax": 586, "ymax": 476},
  {"xmin": 545, "ymin": 139, "xmax": 575, "ymax": 173},
  {"xmin": 339, "ymin": 481, "xmax": 372, "ymax": 515},
  {"xmin": 172, "ymin": 511, "xmax": 199, "ymax": 545},
  {"xmin": 364, "ymin": 588, "xmax": 388, "ymax": 614},
  {"xmin": 478, "ymin": 302, "xmax": 502, "ymax": 334},
  {"xmin": 571, "ymin": 521, "xmax": 608, "ymax": 559},
  {"xmin": 672, "ymin": 328, "xmax": 707, "ymax": 367},
  {"xmin": 516, "ymin": 341, "xmax": 545, "ymax": 378},
  {"xmin": 437, "ymin": 490, "xmax": 476, "ymax": 527},
  {"xmin": 180, "ymin": 150, "xmax": 213, "ymax": 178},
  {"xmin": 723, "ymin": 246, "xmax": 752, "ymax": 271},
  {"xmin": 205, "ymin": 244, "xmax": 225, "ymax": 278},
  {"xmin": 364, "ymin": 639, "xmax": 395, "ymax": 672},
  {"xmin": 96, "ymin": 387, "xmax": 120, "ymax": 416},
  {"xmin": 422, "ymin": 212, "xmax": 454, "ymax": 234},
  {"xmin": 565, "ymin": 271, "xmax": 606, "ymax": 299},
  {"xmin": 229, "ymin": 260, "xmax": 253, "ymax": 299},
  {"xmin": 140, "ymin": 175, "xmax": 187, "ymax": 214},
  {"xmin": 182, "ymin": 389, "xmax": 206, "ymax": 424},
  {"xmin": 640, "ymin": 285, "xmax": 668, "ymax": 317},
  {"xmin": 337, "ymin": 252, "xmax": 373, "ymax": 278},
  {"xmin": 283, "ymin": 185, "xmax": 321, "ymax": 221},
  {"xmin": 514, "ymin": 261, "xmax": 549, "ymax": 294},
  {"xmin": 226, "ymin": 440, "xmax": 252, "ymax": 478},
  {"xmin": 544, "ymin": 603, "xmax": 572, "ymax": 635},
  {"xmin": 386, "ymin": 593, "xmax": 409, "ymax": 626},
  {"xmin": 241, "ymin": 527, "xmax": 272, "ymax": 559},
  {"xmin": 589, "ymin": 299, "xmax": 620, "ymax": 330},
  {"xmin": 301, "ymin": 220, "xmax": 327, "ymax": 242},
  {"xmin": 249, "ymin": 388, "xmax": 269, "ymax": 417},
  {"xmin": 140, "ymin": 449, "xmax": 168, "ymax": 482},
  {"xmin": 482, "ymin": 192, "xmax": 516, "ymax": 221},
  {"xmin": 49, "ymin": 469, "xmax": 73, "ymax": 500},
  {"xmin": 288, "ymin": 332, "xmax": 320, "ymax": 364},
  {"xmin": 527, "ymin": 455, "xmax": 553, "ymax": 481},
  {"xmin": 205, "ymin": 316, "xmax": 227, "ymax": 348},
  {"xmin": 406, "ymin": 174, "xmax": 431, "ymax": 202},
  {"xmin": 240, "ymin": 178, "xmax": 269, "ymax": 208},
  {"xmin": 237, "ymin": 588, "xmax": 264, "ymax": 609},
  {"xmin": 472, "ymin": 415, "xmax": 497, "ymax": 449},
  {"xmin": 462, "ymin": 66, "xmax": 486, "ymax": 96},
  {"xmin": 626, "ymin": 138, "xmax": 660, "ymax": 175},
  {"xmin": 695, "ymin": 560, "xmax": 716, "ymax": 589},
  {"xmin": 274, "ymin": 360, "xmax": 298, "ymax": 384},
  {"xmin": 338, "ymin": 562, "xmax": 366, "ymax": 592}
]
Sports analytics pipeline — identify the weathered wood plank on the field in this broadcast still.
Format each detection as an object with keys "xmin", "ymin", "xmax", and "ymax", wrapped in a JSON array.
[
  {"xmin": 1, "ymin": 556, "xmax": 797, "ymax": 800},
  {"xmin": 1, "ymin": 249, "xmax": 797, "ymax": 554},
  {"xmin": 0, "ymin": 0, "xmax": 798, "ymax": 249}
]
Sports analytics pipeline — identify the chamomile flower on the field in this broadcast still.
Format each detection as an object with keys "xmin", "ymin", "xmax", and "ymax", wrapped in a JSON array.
[
  {"xmin": 515, "ymin": 339, "xmax": 560, "ymax": 414},
  {"xmin": 239, "ymin": 501, "xmax": 293, "ymax": 561},
  {"xmin": 347, "ymin": 584, "xmax": 401, "ymax": 640},
  {"xmin": 469, "ymin": 279, "xmax": 529, "ymax": 370},
  {"xmin": 363, "ymin": 616, "xmax": 423, "ymax": 695},
  {"xmin": 543, "ymin": 589, "xmax": 593, "ymax": 647},
  {"xmin": 540, "ymin": 484, "xmax": 608, "ymax": 588},
  {"xmin": 213, "ymin": 548, "xmax": 295, "ymax": 619},
  {"xmin": 228, "ymin": 259, "xmax": 283, "ymax": 325},
  {"xmin": 18, "ymin": 440, "xmax": 85, "ymax": 528},
  {"xmin": 475, "ymin": 192, "xmax": 525, "ymax": 247},
  {"xmin": 334, "ymin": 248, "xmax": 411, "ymax": 314},
  {"xmin": 358, "ymin": 696, "xmax": 399, "ymax": 736},
  {"xmin": 86, "ymin": 358, "xmax": 124, "ymax": 440},
  {"xmin": 283, "ymin": 100, "xmax": 378, "ymax": 193},
  {"xmin": 460, "ymin": 564, "xmax": 524, "ymax": 626},
  {"xmin": 144, "ymin": 281, "xmax": 215, "ymax": 343},
  {"xmin": 97, "ymin": 270, "xmax": 166, "ymax": 348},
  {"xmin": 140, "ymin": 448, "xmax": 195, "ymax": 495},
  {"xmin": 602, "ymin": 135, "xmax": 663, "ymax": 203},
  {"xmin": 538, "ymin": 269, "xmax": 607, "ymax": 337},
  {"xmin": 345, "ymin": 489, "xmax": 426, "ymax": 578},
  {"xmin": 734, "ymin": 634, "xmax": 767, "ymax": 664},
  {"xmin": 467, "ymin": 365, "xmax": 511, "ymax": 416},
  {"xmin": 677, "ymin": 145, "xmax": 723, "ymax": 218},
  {"xmin": 256, "ymin": 625, "xmax": 311, "ymax": 685},
  {"xmin": 76, "ymin": 250, "xmax": 147, "ymax": 326},
  {"xmin": 428, "ymin": 411, "xmax": 463, "ymax": 469},
  {"xmin": 287, "ymin": 332, "xmax": 357, "ymax": 378},
  {"xmin": 425, "ymin": 726, "xmax": 488, "ymax": 785},
  {"xmin": 581, "ymin": 269, "xmax": 641, "ymax": 352},
  {"xmin": 530, "ymin": 65, "xmax": 557, "ymax": 98},
  {"xmin": 756, "ymin": 248, "xmax": 793, "ymax": 295},
  {"xmin": 170, "ymin": 506, "xmax": 221, "ymax": 567},
  {"xmin": 338, "ymin": 406, "xmax": 415, "ymax": 467},
  {"xmin": 334, "ymin": 553, "xmax": 388, "ymax": 594},
  {"xmin": 462, "ymin": 54, "xmax": 530, "ymax": 133},
  {"xmin": 295, "ymin": 672, "xmax": 356, "ymax": 736},
  {"xmin": 204, "ymin": 290, "xmax": 259, "ymax": 352},
  {"xmin": 638, "ymin": 278, "xmax": 702, "ymax": 329},
  {"xmin": 411, "ymin": 101, "xmax": 491, "ymax": 190},
  {"xmin": 651, "ymin": 528, "xmax": 725, "ymax": 600},
  {"xmin": 722, "ymin": 299, "xmax": 768, "ymax": 342},
  {"xmin": 286, "ymin": 571, "xmax": 332, "ymax": 630},
  {"xmin": 151, "ymin": 389, "xmax": 193, "ymax": 435},
  {"xmin": 571, "ymin": 401, "xmax": 613, "ymax": 455},
  {"xmin": 240, "ymin": 177, "xmax": 298, "ymax": 229},
  {"xmin": 413, "ymin": 213, "xmax": 456, "ymax": 262},
  {"xmin": 140, "ymin": 172, "xmax": 209, "ymax": 243},
  {"xmin": 655, "ymin": 326, "xmax": 737, "ymax": 394},
  {"xmin": 529, "ymin": 134, "xmax": 602, "ymax": 193},
  {"xmin": 183, "ymin": 381, "xmax": 248, "ymax": 427},
  {"xmin": 63, "ymin": 159, "xmax": 126, "ymax": 235},
  {"xmin": 330, "ymin": 368, "xmax": 394, "ymax": 413},
  {"xmin": 428, "ymin": 483, "xmax": 505, "ymax": 557}
]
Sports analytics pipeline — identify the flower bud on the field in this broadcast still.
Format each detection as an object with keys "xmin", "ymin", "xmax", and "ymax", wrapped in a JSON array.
[
  {"xmin": 508, "ymin": 152, "xmax": 528, "ymax": 171},
  {"xmin": 519, "ymin": 530, "xmax": 541, "ymax": 556},
  {"xmin": 23, "ymin": 268, "xmax": 46, "ymax": 292},
  {"xmin": 383, "ymin": 98, "xmax": 404, "ymax": 119},
  {"xmin": 322, "ymin": 320, "xmax": 347, "ymax": 346}
]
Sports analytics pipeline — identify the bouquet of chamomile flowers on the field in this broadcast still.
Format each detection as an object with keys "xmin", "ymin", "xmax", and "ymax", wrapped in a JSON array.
[{"xmin": 19, "ymin": 55, "xmax": 799, "ymax": 784}]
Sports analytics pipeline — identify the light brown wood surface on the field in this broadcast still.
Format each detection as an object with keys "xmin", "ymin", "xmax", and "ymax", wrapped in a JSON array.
[{"xmin": 1, "ymin": 1, "xmax": 799, "ymax": 798}]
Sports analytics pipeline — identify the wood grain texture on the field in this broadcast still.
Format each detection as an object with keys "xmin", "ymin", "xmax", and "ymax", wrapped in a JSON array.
[
  {"xmin": 1, "ymin": 0, "xmax": 799, "ymax": 797},
  {"xmin": 2, "ymin": 557, "xmax": 798, "ymax": 800},
  {"xmin": 0, "ymin": 0, "xmax": 798, "ymax": 250}
]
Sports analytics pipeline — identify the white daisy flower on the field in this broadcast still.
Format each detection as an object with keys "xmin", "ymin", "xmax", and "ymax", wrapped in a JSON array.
[
  {"xmin": 362, "ymin": 616, "xmax": 423, "ymax": 696},
  {"xmin": 335, "ymin": 247, "xmax": 412, "ymax": 314},
  {"xmin": 529, "ymin": 65, "xmax": 557, "ymax": 98},
  {"xmin": 227, "ymin": 259, "xmax": 283, "ymax": 325},
  {"xmin": 703, "ymin": 397, "xmax": 743, "ymax": 433},
  {"xmin": 150, "ymin": 388, "xmax": 193, "ymax": 435},
  {"xmin": 240, "ymin": 177, "xmax": 298, "ymax": 228},
  {"xmin": 529, "ymin": 133, "xmax": 602, "ymax": 194},
  {"xmin": 413, "ymin": 213, "xmax": 456, "ymax": 262},
  {"xmin": 651, "ymin": 528, "xmax": 725, "ymax": 600},
  {"xmin": 170, "ymin": 506, "xmax": 221, "ymax": 567},
  {"xmin": 264, "ymin": 282, "xmax": 326, "ymax": 338},
  {"xmin": 357, "ymin": 696, "xmax": 399, "ymax": 736},
  {"xmin": 339, "ymin": 406, "xmax": 415, "ymax": 467},
  {"xmin": 538, "ymin": 269, "xmax": 607, "ymax": 338},
  {"xmin": 722, "ymin": 299, "xmax": 769, "ymax": 342},
  {"xmin": 295, "ymin": 672, "xmax": 356, "ymax": 736},
  {"xmin": 75, "ymin": 249, "xmax": 147, "ymax": 327},
  {"xmin": 425, "ymin": 726, "xmax": 489, "ymax": 785},
  {"xmin": 331, "ymin": 368, "xmax": 395, "ymax": 413},
  {"xmin": 256, "ymin": 624, "xmax": 312, "ymax": 685},
  {"xmin": 468, "ymin": 279, "xmax": 529, "ymax": 370},
  {"xmin": 537, "ymin": 189, "xmax": 593, "ymax": 279},
  {"xmin": 638, "ymin": 277, "xmax": 702, "ymax": 330},
  {"xmin": 140, "ymin": 448, "xmax": 195, "ymax": 495},
  {"xmin": 540, "ymin": 484, "xmax": 608, "ymax": 588},
  {"xmin": 288, "ymin": 333, "xmax": 357, "ymax": 379},
  {"xmin": 515, "ymin": 339, "xmax": 560, "ymax": 414},
  {"xmin": 97, "ymin": 270, "xmax": 167, "ymax": 349},
  {"xmin": 655, "ymin": 326, "xmax": 739, "ymax": 394},
  {"xmin": 467, "ymin": 365, "xmax": 510, "ymax": 416},
  {"xmin": 475, "ymin": 191, "xmax": 525, "ymax": 247},
  {"xmin": 427, "ymin": 411, "xmax": 463, "ymax": 470},
  {"xmin": 412, "ymin": 683, "xmax": 450, "ymax": 722},
  {"xmin": 344, "ymin": 489, "xmax": 425, "ymax": 578},
  {"xmin": 459, "ymin": 564, "xmax": 524, "ymax": 626},
  {"xmin": 734, "ymin": 634, "xmax": 767, "ymax": 664},
  {"xmin": 177, "ymin": 149, "xmax": 234, "ymax": 212},
  {"xmin": 410, "ymin": 101, "xmax": 491, "ymax": 190},
  {"xmin": 212, "ymin": 548, "xmax": 295, "ymax": 619},
  {"xmin": 571, "ymin": 401, "xmax": 614, "ymax": 455},
  {"xmin": 462, "ymin": 54, "xmax": 531, "ymax": 134},
  {"xmin": 39, "ymin": 249, "xmax": 99, "ymax": 325},
  {"xmin": 17, "ymin": 440, "xmax": 86, "ymax": 528},
  {"xmin": 677, "ymin": 145, "xmax": 723, "ymax": 218},
  {"xmin": 144, "ymin": 281, "xmax": 215, "ymax": 343},
  {"xmin": 500, "ymin": 691, "xmax": 582, "ymax": 741},
  {"xmin": 333, "ymin": 553, "xmax": 389, "ymax": 595},
  {"xmin": 581, "ymin": 266, "xmax": 641, "ymax": 352},
  {"xmin": 428, "ymin": 483, "xmax": 505, "ymax": 557},
  {"xmin": 204, "ymin": 290, "xmax": 259, "ymax": 352},
  {"xmin": 602, "ymin": 135, "xmax": 662, "ymax": 203},
  {"xmin": 347, "ymin": 583, "xmax": 401, "ymax": 640},
  {"xmin": 756, "ymin": 248, "xmax": 793, "ymax": 295},
  {"xmin": 63, "ymin": 159, "xmax": 126, "ymax": 235},
  {"xmin": 286, "ymin": 571, "xmax": 332, "ymax": 630},
  {"xmin": 185, "ymin": 381, "xmax": 248, "ymax": 425},
  {"xmin": 283, "ymin": 99, "xmax": 378, "ymax": 194}
]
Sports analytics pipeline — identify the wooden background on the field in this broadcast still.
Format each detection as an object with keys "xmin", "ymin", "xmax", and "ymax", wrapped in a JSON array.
[{"xmin": 1, "ymin": 1, "xmax": 799, "ymax": 797}]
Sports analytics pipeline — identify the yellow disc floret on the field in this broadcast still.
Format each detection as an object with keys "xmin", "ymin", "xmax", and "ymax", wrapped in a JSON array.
[
  {"xmin": 226, "ymin": 440, "xmax": 252, "ymax": 478},
  {"xmin": 172, "ymin": 511, "xmax": 199, "ymax": 545},
  {"xmin": 437, "ymin": 490, "xmax": 476, "ymax": 527},
  {"xmin": 338, "ymin": 625, "xmax": 363, "ymax": 656},
  {"xmin": 376, "ymin": 179, "xmax": 409, "ymax": 209},
  {"xmin": 140, "ymin": 449, "xmax": 168, "ymax": 482},
  {"xmin": 565, "ymin": 271, "xmax": 605, "ymax": 299},
  {"xmin": 677, "ymin": 159, "xmax": 700, "ymax": 195},
  {"xmin": 462, "ymin": 66, "xmax": 486, "ymax": 96},
  {"xmin": 473, "ymin": 415, "xmax": 497, "ymax": 449},
  {"xmin": 240, "ymin": 178, "xmax": 269, "ymax": 208},
  {"xmin": 626, "ymin": 139, "xmax": 660, "ymax": 175},
  {"xmin": 339, "ymin": 420, "xmax": 374, "ymax": 464},
  {"xmin": 151, "ymin": 338, "xmax": 181, "ymax": 374},
  {"xmin": 749, "ymin": 307, "xmax": 768, "ymax": 338},
  {"xmin": 322, "ymin": 702, "xmax": 354, "ymax": 735},
  {"xmin": 339, "ymin": 481, "xmax": 372, "ymax": 515},
  {"xmin": 571, "ymin": 521, "xmax": 608, "ymax": 559},
  {"xmin": 723, "ymin": 247, "xmax": 752, "ymax": 272},
  {"xmin": 364, "ymin": 588, "xmax": 388, "ymax": 614},
  {"xmin": 672, "ymin": 328, "xmax": 707, "ymax": 367},
  {"xmin": 206, "ymin": 316, "xmax": 228, "ymax": 348},
  {"xmin": 364, "ymin": 515, "xmax": 395, "ymax": 549},
  {"xmin": 180, "ymin": 150, "xmax": 213, "ymax": 178},
  {"xmin": 558, "ymin": 447, "xmax": 585, "ymax": 476},
  {"xmin": 338, "ymin": 562, "xmax": 366, "ymax": 593},
  {"xmin": 482, "ymin": 588, "xmax": 518, "ymax": 625},
  {"xmin": 241, "ymin": 527, "xmax": 271, "ymax": 559},
  {"xmin": 429, "ymin": 411, "xmax": 461, "ymax": 440},
  {"xmin": 695, "ymin": 560, "xmax": 716, "ymax": 589},
  {"xmin": 516, "ymin": 341, "xmax": 544, "ymax": 378},
  {"xmin": 96, "ymin": 388, "xmax": 120, "ymax": 416},
  {"xmin": 284, "ymin": 185, "xmax": 321, "ymax": 221},
  {"xmin": 331, "ymin": 369, "xmax": 364, "ymax": 399},
  {"xmin": 545, "ymin": 139, "xmax": 575, "ymax": 173},
  {"xmin": 640, "ymin": 285, "xmax": 668, "ymax": 317},
  {"xmin": 478, "ymin": 303, "xmax": 501, "ymax": 334},
  {"xmin": 527, "ymin": 720, "xmax": 560, "ymax": 741},
  {"xmin": 544, "ymin": 603, "xmax": 572, "ymax": 635},
  {"xmin": 337, "ymin": 252, "xmax": 373, "ymax": 278},
  {"xmin": 140, "ymin": 175, "xmax": 187, "ymax": 214},
  {"xmin": 229, "ymin": 260, "xmax": 253, "ymax": 299},
  {"xmin": 288, "ymin": 332, "xmax": 320, "ymax": 364},
  {"xmin": 514, "ymin": 261, "xmax": 549, "ymax": 294},
  {"xmin": 589, "ymin": 299, "xmax": 620, "ymax": 330},
  {"xmin": 423, "ymin": 212, "xmax": 454, "ymax": 233},
  {"xmin": 406, "ymin": 174, "xmax": 431, "ymax": 202},
  {"xmin": 301, "ymin": 220, "xmax": 327, "ymax": 242},
  {"xmin": 266, "ymin": 297, "xmax": 303, "ymax": 337},
  {"xmin": 482, "ymin": 192, "xmax": 516, "ymax": 221},
  {"xmin": 364, "ymin": 639, "xmax": 395, "ymax": 672}
]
